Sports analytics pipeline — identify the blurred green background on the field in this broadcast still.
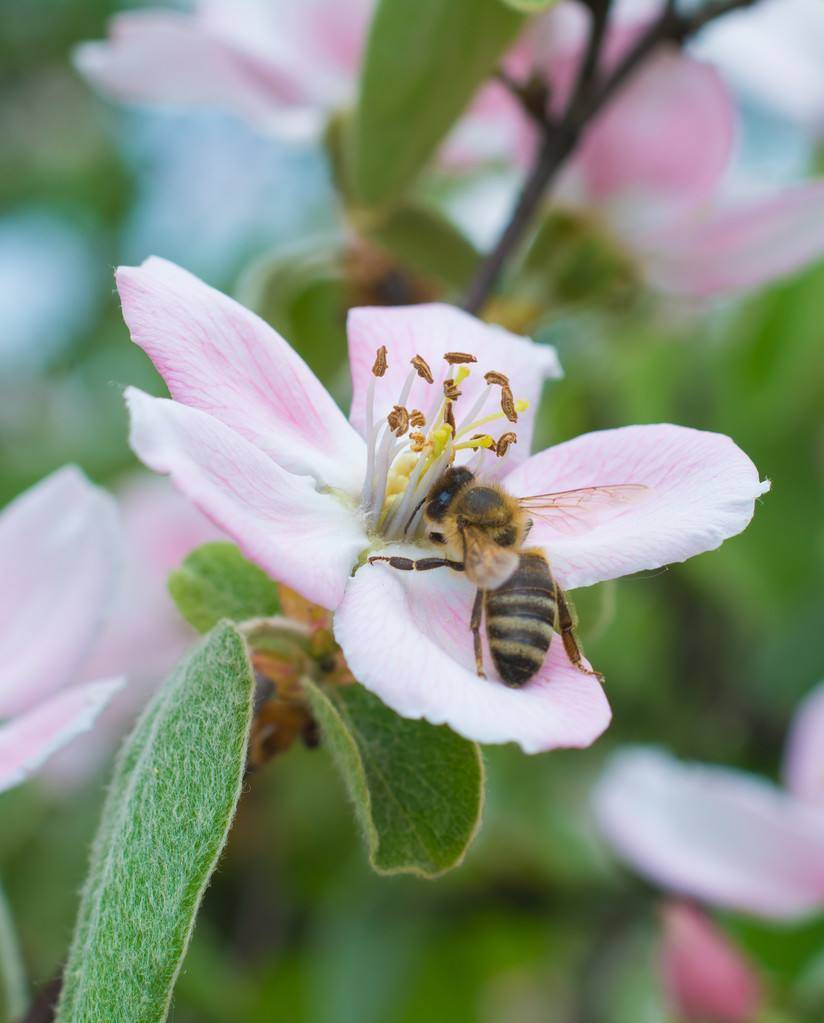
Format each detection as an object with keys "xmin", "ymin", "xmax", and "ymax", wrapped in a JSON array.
[{"xmin": 2, "ymin": 2, "xmax": 823, "ymax": 1021}]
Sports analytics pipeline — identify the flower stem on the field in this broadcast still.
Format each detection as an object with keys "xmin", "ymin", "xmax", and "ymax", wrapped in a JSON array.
[
  {"xmin": 462, "ymin": 0, "xmax": 761, "ymax": 315},
  {"xmin": 0, "ymin": 879, "xmax": 28, "ymax": 1022}
]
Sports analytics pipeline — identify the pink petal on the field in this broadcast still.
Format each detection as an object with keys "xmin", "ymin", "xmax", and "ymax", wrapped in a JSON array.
[
  {"xmin": 783, "ymin": 682, "xmax": 824, "ymax": 807},
  {"xmin": 0, "ymin": 678, "xmax": 123, "ymax": 794},
  {"xmin": 594, "ymin": 748, "xmax": 824, "ymax": 920},
  {"xmin": 692, "ymin": 0, "xmax": 824, "ymax": 128},
  {"xmin": 117, "ymin": 257, "xmax": 365, "ymax": 495},
  {"xmin": 0, "ymin": 467, "xmax": 120, "ymax": 717},
  {"xmin": 333, "ymin": 547, "xmax": 611, "ymax": 753},
  {"xmin": 43, "ymin": 475, "xmax": 222, "ymax": 789},
  {"xmin": 126, "ymin": 388, "xmax": 368, "ymax": 611},
  {"xmin": 559, "ymin": 51, "xmax": 733, "ymax": 238},
  {"xmin": 642, "ymin": 181, "xmax": 824, "ymax": 298},
  {"xmin": 502, "ymin": 424, "xmax": 769, "ymax": 591},
  {"xmin": 661, "ymin": 903, "xmax": 762, "ymax": 1023},
  {"xmin": 73, "ymin": 10, "xmax": 315, "ymax": 135},
  {"xmin": 347, "ymin": 304, "xmax": 562, "ymax": 471}
]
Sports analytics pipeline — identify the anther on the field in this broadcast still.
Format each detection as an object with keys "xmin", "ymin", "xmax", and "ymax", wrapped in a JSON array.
[
  {"xmin": 387, "ymin": 405, "xmax": 410, "ymax": 437},
  {"xmin": 444, "ymin": 352, "xmax": 477, "ymax": 365},
  {"xmin": 443, "ymin": 378, "xmax": 462, "ymax": 401},
  {"xmin": 495, "ymin": 431, "xmax": 518, "ymax": 457},
  {"xmin": 444, "ymin": 402, "xmax": 456, "ymax": 433},
  {"xmin": 409, "ymin": 409, "xmax": 425, "ymax": 428},
  {"xmin": 500, "ymin": 384, "xmax": 518, "ymax": 423},
  {"xmin": 372, "ymin": 345, "xmax": 388, "ymax": 377},
  {"xmin": 409, "ymin": 432, "xmax": 426, "ymax": 452},
  {"xmin": 410, "ymin": 354, "xmax": 434, "ymax": 383},
  {"xmin": 484, "ymin": 370, "xmax": 510, "ymax": 388}
]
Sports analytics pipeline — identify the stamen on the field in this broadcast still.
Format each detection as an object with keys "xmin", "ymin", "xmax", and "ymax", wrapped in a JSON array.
[
  {"xmin": 453, "ymin": 434, "xmax": 495, "ymax": 452},
  {"xmin": 372, "ymin": 345, "xmax": 388, "ymax": 377},
  {"xmin": 444, "ymin": 402, "xmax": 456, "ymax": 433},
  {"xmin": 409, "ymin": 409, "xmax": 425, "ymax": 429},
  {"xmin": 495, "ymin": 431, "xmax": 518, "ymax": 457},
  {"xmin": 387, "ymin": 405, "xmax": 410, "ymax": 437},
  {"xmin": 368, "ymin": 367, "xmax": 417, "ymax": 524},
  {"xmin": 444, "ymin": 352, "xmax": 477, "ymax": 365},
  {"xmin": 484, "ymin": 370, "xmax": 510, "ymax": 387},
  {"xmin": 409, "ymin": 431, "xmax": 426, "ymax": 452},
  {"xmin": 410, "ymin": 354, "xmax": 434, "ymax": 383},
  {"xmin": 455, "ymin": 399, "xmax": 529, "ymax": 440},
  {"xmin": 500, "ymin": 384, "xmax": 518, "ymax": 423},
  {"xmin": 443, "ymin": 378, "xmax": 462, "ymax": 401}
]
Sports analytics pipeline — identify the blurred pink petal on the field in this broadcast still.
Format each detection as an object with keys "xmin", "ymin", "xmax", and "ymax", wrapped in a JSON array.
[
  {"xmin": 74, "ymin": 10, "xmax": 315, "ymax": 136},
  {"xmin": 661, "ymin": 903, "xmax": 762, "ymax": 1023},
  {"xmin": 117, "ymin": 257, "xmax": 366, "ymax": 495},
  {"xmin": 643, "ymin": 182, "xmax": 824, "ymax": 297},
  {"xmin": 347, "ymin": 304, "xmax": 561, "ymax": 470},
  {"xmin": 502, "ymin": 424, "xmax": 769, "ymax": 591},
  {"xmin": 594, "ymin": 748, "xmax": 824, "ymax": 919},
  {"xmin": 559, "ymin": 52, "xmax": 734, "ymax": 236},
  {"xmin": 0, "ymin": 466, "xmax": 120, "ymax": 717},
  {"xmin": 45, "ymin": 476, "xmax": 222, "ymax": 787},
  {"xmin": 0, "ymin": 678, "xmax": 123, "ymax": 794},
  {"xmin": 783, "ymin": 682, "xmax": 824, "ymax": 807},
  {"xmin": 75, "ymin": 0, "xmax": 372, "ymax": 136},
  {"xmin": 334, "ymin": 547, "xmax": 611, "ymax": 753},
  {"xmin": 692, "ymin": 0, "xmax": 824, "ymax": 130},
  {"xmin": 126, "ymin": 388, "xmax": 367, "ymax": 610}
]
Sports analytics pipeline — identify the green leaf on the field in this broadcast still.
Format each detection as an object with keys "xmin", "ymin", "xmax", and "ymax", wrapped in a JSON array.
[
  {"xmin": 303, "ymin": 680, "xmax": 484, "ymax": 878},
  {"xmin": 368, "ymin": 203, "xmax": 479, "ymax": 292},
  {"xmin": 499, "ymin": 0, "xmax": 558, "ymax": 11},
  {"xmin": 351, "ymin": 0, "xmax": 524, "ymax": 205},
  {"xmin": 168, "ymin": 542, "xmax": 281, "ymax": 633},
  {"xmin": 56, "ymin": 623, "xmax": 255, "ymax": 1023}
]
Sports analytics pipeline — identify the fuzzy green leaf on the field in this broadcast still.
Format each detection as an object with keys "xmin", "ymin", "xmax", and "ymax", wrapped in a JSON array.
[
  {"xmin": 56, "ymin": 622, "xmax": 255, "ymax": 1023},
  {"xmin": 368, "ymin": 203, "xmax": 480, "ymax": 292},
  {"xmin": 168, "ymin": 542, "xmax": 281, "ymax": 633},
  {"xmin": 303, "ymin": 680, "xmax": 484, "ymax": 878},
  {"xmin": 499, "ymin": 0, "xmax": 558, "ymax": 11},
  {"xmin": 351, "ymin": 0, "xmax": 524, "ymax": 205}
]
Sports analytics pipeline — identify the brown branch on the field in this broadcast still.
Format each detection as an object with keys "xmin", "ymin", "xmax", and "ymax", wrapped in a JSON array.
[{"xmin": 462, "ymin": 0, "xmax": 760, "ymax": 315}]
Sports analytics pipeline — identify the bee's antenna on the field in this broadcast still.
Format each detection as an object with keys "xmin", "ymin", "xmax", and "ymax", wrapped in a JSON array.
[{"xmin": 404, "ymin": 497, "xmax": 427, "ymax": 535}]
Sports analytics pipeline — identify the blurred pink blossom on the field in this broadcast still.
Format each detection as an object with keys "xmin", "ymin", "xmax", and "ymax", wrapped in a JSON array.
[
  {"xmin": 74, "ymin": 0, "xmax": 373, "ymax": 139},
  {"xmin": 661, "ymin": 902, "xmax": 762, "ymax": 1023},
  {"xmin": 45, "ymin": 474, "xmax": 221, "ymax": 785},
  {"xmin": 692, "ymin": 0, "xmax": 824, "ymax": 132},
  {"xmin": 118, "ymin": 256, "xmax": 767, "ymax": 752},
  {"xmin": 76, "ymin": 0, "xmax": 824, "ymax": 299},
  {"xmin": 0, "ymin": 468, "xmax": 123, "ymax": 793},
  {"xmin": 594, "ymin": 683, "xmax": 824, "ymax": 919}
]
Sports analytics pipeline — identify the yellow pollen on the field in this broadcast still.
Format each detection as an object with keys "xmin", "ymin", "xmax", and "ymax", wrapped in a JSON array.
[
  {"xmin": 455, "ymin": 400, "xmax": 529, "ymax": 439},
  {"xmin": 453, "ymin": 434, "xmax": 495, "ymax": 452}
]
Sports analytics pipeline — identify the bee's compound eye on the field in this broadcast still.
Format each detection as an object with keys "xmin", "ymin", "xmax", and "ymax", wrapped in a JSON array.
[{"xmin": 429, "ymin": 532, "xmax": 446, "ymax": 545}]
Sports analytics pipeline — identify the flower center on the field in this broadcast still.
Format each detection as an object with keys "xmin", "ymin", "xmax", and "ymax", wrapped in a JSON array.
[{"xmin": 361, "ymin": 347, "xmax": 528, "ymax": 541}]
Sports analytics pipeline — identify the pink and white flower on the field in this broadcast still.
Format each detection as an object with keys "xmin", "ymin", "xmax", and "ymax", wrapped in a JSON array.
[
  {"xmin": 661, "ymin": 902, "xmax": 762, "ymax": 1023},
  {"xmin": 119, "ymin": 256, "xmax": 767, "ymax": 753},
  {"xmin": 74, "ymin": 0, "xmax": 373, "ymax": 139},
  {"xmin": 515, "ymin": 26, "xmax": 824, "ymax": 299},
  {"xmin": 0, "ymin": 468, "xmax": 124, "ymax": 793},
  {"xmin": 594, "ymin": 683, "xmax": 824, "ymax": 919},
  {"xmin": 45, "ymin": 474, "xmax": 221, "ymax": 786}
]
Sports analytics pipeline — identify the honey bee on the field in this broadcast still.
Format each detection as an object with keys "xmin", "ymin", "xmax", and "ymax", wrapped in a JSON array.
[{"xmin": 369, "ymin": 466, "xmax": 647, "ymax": 687}]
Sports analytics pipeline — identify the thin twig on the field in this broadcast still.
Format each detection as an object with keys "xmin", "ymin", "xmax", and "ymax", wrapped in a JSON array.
[
  {"xmin": 462, "ymin": 0, "xmax": 760, "ymax": 314},
  {"xmin": 0, "ymin": 879, "xmax": 28, "ymax": 1022}
]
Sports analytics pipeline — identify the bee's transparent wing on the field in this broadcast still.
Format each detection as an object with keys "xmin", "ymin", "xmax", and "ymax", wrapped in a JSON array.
[
  {"xmin": 518, "ymin": 484, "xmax": 650, "ymax": 536},
  {"xmin": 462, "ymin": 526, "xmax": 519, "ymax": 589}
]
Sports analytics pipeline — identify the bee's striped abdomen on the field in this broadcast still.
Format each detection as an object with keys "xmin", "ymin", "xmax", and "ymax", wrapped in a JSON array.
[{"xmin": 485, "ymin": 551, "xmax": 556, "ymax": 687}]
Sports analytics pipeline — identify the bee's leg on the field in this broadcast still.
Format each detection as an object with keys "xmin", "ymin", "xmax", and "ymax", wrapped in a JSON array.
[
  {"xmin": 555, "ymin": 586, "xmax": 604, "ymax": 683},
  {"xmin": 368, "ymin": 556, "xmax": 465, "ymax": 572},
  {"xmin": 470, "ymin": 589, "xmax": 486, "ymax": 679}
]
